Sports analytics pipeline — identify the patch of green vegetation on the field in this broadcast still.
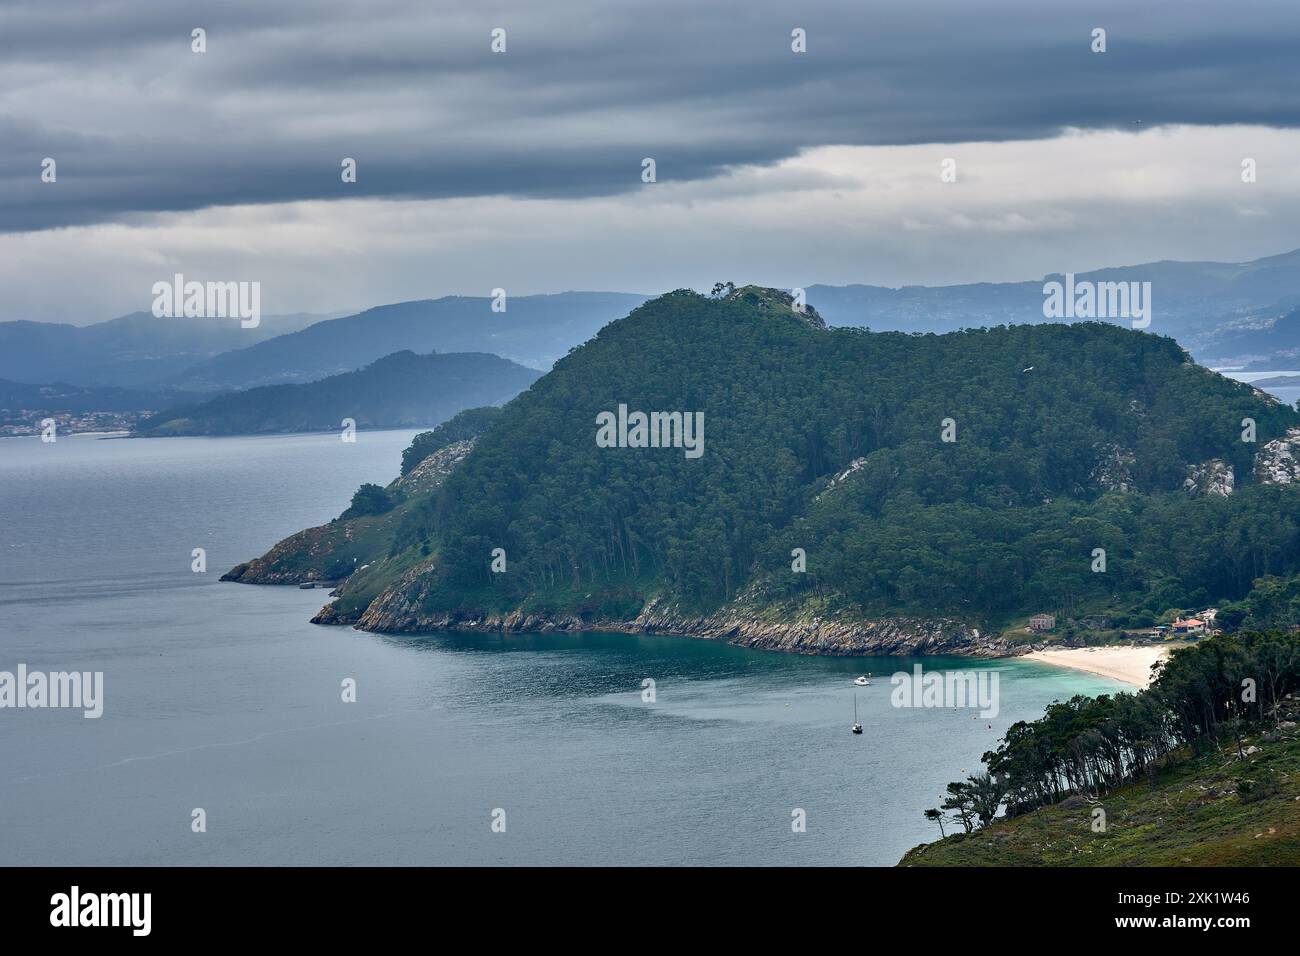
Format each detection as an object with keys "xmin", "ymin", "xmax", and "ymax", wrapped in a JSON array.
[
  {"xmin": 234, "ymin": 288, "xmax": 1300, "ymax": 634},
  {"xmin": 340, "ymin": 483, "xmax": 394, "ymax": 520},
  {"xmin": 904, "ymin": 630, "xmax": 1300, "ymax": 866},
  {"xmin": 141, "ymin": 417, "xmax": 197, "ymax": 437},
  {"xmin": 1219, "ymin": 573, "xmax": 1300, "ymax": 632},
  {"xmin": 221, "ymin": 504, "xmax": 410, "ymax": 585},
  {"xmin": 902, "ymin": 727, "xmax": 1300, "ymax": 866},
  {"xmin": 399, "ymin": 291, "xmax": 1299, "ymax": 627}
]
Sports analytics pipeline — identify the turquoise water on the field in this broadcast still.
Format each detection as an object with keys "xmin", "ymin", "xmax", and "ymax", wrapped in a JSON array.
[{"xmin": 0, "ymin": 432, "xmax": 1121, "ymax": 865}]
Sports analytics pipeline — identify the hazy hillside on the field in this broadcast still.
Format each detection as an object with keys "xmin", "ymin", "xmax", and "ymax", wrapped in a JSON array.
[
  {"xmin": 0, "ymin": 310, "xmax": 329, "ymax": 387},
  {"xmin": 0, "ymin": 379, "xmax": 200, "ymax": 413},
  {"xmin": 1195, "ymin": 307, "xmax": 1300, "ymax": 369},
  {"xmin": 233, "ymin": 286, "xmax": 1300, "ymax": 650},
  {"xmin": 808, "ymin": 247, "xmax": 1300, "ymax": 367},
  {"xmin": 9, "ymin": 248, "xmax": 1300, "ymax": 396},
  {"xmin": 170, "ymin": 292, "xmax": 649, "ymax": 391},
  {"xmin": 137, "ymin": 350, "xmax": 540, "ymax": 437}
]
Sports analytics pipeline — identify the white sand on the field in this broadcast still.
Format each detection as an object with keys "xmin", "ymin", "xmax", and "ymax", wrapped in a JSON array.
[{"xmin": 1021, "ymin": 645, "xmax": 1171, "ymax": 688}]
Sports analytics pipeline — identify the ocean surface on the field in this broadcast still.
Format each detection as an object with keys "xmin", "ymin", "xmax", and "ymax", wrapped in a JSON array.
[{"xmin": 0, "ymin": 431, "xmax": 1121, "ymax": 866}]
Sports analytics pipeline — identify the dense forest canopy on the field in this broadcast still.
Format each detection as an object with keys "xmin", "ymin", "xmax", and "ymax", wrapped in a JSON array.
[{"xmin": 337, "ymin": 286, "xmax": 1300, "ymax": 629}]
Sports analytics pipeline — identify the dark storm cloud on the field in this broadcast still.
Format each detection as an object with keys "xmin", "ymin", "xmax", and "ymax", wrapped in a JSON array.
[{"xmin": 2, "ymin": 0, "xmax": 1298, "ymax": 232}]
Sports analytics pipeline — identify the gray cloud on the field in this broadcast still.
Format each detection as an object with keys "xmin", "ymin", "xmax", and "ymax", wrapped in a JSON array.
[{"xmin": 4, "ymin": 0, "xmax": 1300, "ymax": 232}]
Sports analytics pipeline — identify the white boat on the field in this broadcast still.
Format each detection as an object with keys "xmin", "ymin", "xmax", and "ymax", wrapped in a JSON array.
[{"xmin": 853, "ymin": 676, "xmax": 870, "ymax": 686}]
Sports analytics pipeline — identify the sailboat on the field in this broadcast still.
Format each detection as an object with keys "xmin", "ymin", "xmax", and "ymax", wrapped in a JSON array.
[{"xmin": 851, "ymin": 693, "xmax": 863, "ymax": 734}]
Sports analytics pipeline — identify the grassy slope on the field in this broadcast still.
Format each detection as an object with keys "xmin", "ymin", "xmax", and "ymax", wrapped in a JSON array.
[
  {"xmin": 221, "ymin": 439, "xmax": 471, "ymax": 586},
  {"xmin": 901, "ymin": 721, "xmax": 1300, "ymax": 866}
]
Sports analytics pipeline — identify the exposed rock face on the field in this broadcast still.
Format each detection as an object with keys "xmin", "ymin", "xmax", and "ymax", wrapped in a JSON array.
[
  {"xmin": 314, "ymin": 559, "xmax": 436, "ymax": 626},
  {"xmin": 816, "ymin": 457, "xmax": 868, "ymax": 500},
  {"xmin": 395, "ymin": 439, "xmax": 474, "ymax": 496},
  {"xmin": 1090, "ymin": 443, "xmax": 1135, "ymax": 492},
  {"xmin": 343, "ymin": 590, "xmax": 1011, "ymax": 658},
  {"xmin": 310, "ymin": 601, "xmax": 359, "ymax": 625},
  {"xmin": 1256, "ymin": 427, "xmax": 1300, "ymax": 484},
  {"xmin": 221, "ymin": 522, "xmax": 358, "ymax": 585},
  {"xmin": 1184, "ymin": 458, "xmax": 1235, "ymax": 496},
  {"xmin": 722, "ymin": 285, "xmax": 828, "ymax": 330}
]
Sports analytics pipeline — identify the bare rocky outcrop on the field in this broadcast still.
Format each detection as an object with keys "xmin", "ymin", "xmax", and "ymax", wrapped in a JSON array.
[
  {"xmin": 313, "ymin": 558, "xmax": 436, "ymax": 626},
  {"xmin": 394, "ymin": 438, "xmax": 474, "ymax": 496},
  {"xmin": 719, "ymin": 284, "xmax": 828, "ymax": 330},
  {"xmin": 221, "ymin": 522, "xmax": 358, "ymax": 585},
  {"xmin": 1255, "ymin": 427, "xmax": 1300, "ymax": 484},
  {"xmin": 1090, "ymin": 443, "xmax": 1135, "ymax": 492},
  {"xmin": 815, "ymin": 457, "xmax": 868, "ymax": 500},
  {"xmin": 342, "ymin": 588, "xmax": 1011, "ymax": 658},
  {"xmin": 1184, "ymin": 458, "xmax": 1235, "ymax": 497}
]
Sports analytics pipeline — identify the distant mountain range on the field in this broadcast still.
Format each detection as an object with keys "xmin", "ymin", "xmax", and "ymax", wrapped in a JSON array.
[
  {"xmin": 8, "ymin": 248, "xmax": 1300, "ymax": 405},
  {"xmin": 0, "ymin": 379, "xmax": 201, "ymax": 414},
  {"xmin": 1188, "ymin": 306, "xmax": 1300, "ymax": 370},
  {"xmin": 135, "ymin": 350, "xmax": 541, "ymax": 436},
  {"xmin": 1248, "ymin": 373, "xmax": 1300, "ymax": 388},
  {"xmin": 166, "ymin": 293, "xmax": 650, "ymax": 391},
  {"xmin": 0, "ymin": 311, "xmax": 333, "ymax": 387},
  {"xmin": 807, "ymin": 247, "xmax": 1300, "ymax": 368}
]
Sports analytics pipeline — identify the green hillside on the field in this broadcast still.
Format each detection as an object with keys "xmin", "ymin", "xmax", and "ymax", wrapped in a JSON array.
[
  {"xmin": 903, "ymin": 630, "xmax": 1300, "ymax": 866},
  {"xmin": 222, "ymin": 409, "xmax": 501, "ymax": 585},
  {"xmin": 137, "ymin": 350, "xmax": 538, "ymax": 436},
  {"xmin": 231, "ymin": 286, "xmax": 1300, "ymax": 643},
  {"xmin": 902, "ymin": 723, "xmax": 1300, "ymax": 866}
]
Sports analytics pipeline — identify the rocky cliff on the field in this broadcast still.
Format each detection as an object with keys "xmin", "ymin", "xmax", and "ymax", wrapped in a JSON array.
[
  {"xmin": 1184, "ymin": 458, "xmax": 1235, "ymax": 496},
  {"xmin": 330, "ymin": 582, "xmax": 1012, "ymax": 657},
  {"xmin": 1256, "ymin": 427, "xmax": 1300, "ymax": 484}
]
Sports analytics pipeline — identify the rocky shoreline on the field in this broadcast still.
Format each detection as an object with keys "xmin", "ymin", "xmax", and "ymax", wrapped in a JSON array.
[{"xmin": 312, "ymin": 586, "xmax": 1018, "ymax": 658}]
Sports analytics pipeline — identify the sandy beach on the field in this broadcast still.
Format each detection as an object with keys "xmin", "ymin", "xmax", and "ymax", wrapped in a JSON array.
[{"xmin": 1021, "ymin": 645, "xmax": 1172, "ymax": 688}]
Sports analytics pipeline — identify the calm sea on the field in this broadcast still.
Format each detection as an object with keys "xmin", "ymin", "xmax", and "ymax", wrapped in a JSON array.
[{"xmin": 0, "ymin": 431, "xmax": 1119, "ymax": 865}]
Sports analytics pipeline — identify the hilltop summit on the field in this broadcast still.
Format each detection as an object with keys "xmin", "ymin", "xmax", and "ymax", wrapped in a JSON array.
[{"xmin": 716, "ymin": 284, "xmax": 827, "ymax": 330}]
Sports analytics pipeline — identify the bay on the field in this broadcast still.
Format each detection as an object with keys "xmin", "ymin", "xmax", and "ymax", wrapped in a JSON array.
[{"xmin": 0, "ymin": 431, "xmax": 1120, "ymax": 865}]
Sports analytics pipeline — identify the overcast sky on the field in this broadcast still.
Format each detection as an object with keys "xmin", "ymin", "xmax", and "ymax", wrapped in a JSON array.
[{"xmin": 3, "ymin": 0, "xmax": 1300, "ymax": 323}]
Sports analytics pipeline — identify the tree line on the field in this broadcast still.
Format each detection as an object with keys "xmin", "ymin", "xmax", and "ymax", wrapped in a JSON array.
[{"xmin": 928, "ymin": 629, "xmax": 1300, "ymax": 835}]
